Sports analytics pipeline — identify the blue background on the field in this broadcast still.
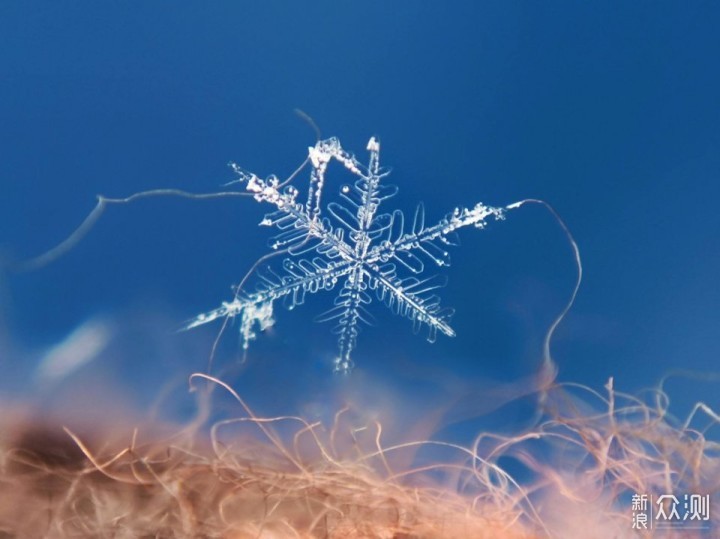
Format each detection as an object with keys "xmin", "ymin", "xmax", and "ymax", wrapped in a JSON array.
[{"xmin": 1, "ymin": 3, "xmax": 718, "ymax": 429}]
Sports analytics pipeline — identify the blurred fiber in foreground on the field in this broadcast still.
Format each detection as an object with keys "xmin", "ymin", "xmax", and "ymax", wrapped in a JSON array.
[{"xmin": 0, "ymin": 375, "xmax": 717, "ymax": 538}]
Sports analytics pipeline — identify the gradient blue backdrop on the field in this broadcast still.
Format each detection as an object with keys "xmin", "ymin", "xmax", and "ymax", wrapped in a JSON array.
[{"xmin": 1, "ymin": 3, "xmax": 718, "ymax": 426}]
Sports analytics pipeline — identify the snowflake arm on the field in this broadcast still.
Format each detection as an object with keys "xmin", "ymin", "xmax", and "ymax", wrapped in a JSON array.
[
  {"xmin": 316, "ymin": 266, "xmax": 374, "ymax": 372},
  {"xmin": 367, "ymin": 268, "xmax": 455, "ymax": 341},
  {"xmin": 366, "ymin": 203, "xmax": 506, "ymax": 272},
  {"xmin": 187, "ymin": 257, "xmax": 353, "ymax": 350}
]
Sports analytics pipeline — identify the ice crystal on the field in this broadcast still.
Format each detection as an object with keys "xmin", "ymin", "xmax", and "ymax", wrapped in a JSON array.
[{"xmin": 187, "ymin": 137, "xmax": 506, "ymax": 372}]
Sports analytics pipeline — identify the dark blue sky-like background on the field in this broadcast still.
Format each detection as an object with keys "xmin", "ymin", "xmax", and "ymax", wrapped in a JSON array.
[{"xmin": 1, "ymin": 3, "xmax": 718, "ymax": 427}]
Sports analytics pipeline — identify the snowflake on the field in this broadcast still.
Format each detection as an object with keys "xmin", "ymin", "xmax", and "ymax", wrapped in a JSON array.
[{"xmin": 187, "ymin": 137, "xmax": 506, "ymax": 372}]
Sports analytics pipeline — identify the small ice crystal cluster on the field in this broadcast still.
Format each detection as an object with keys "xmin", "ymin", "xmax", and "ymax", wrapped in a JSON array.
[{"xmin": 188, "ymin": 137, "xmax": 506, "ymax": 372}]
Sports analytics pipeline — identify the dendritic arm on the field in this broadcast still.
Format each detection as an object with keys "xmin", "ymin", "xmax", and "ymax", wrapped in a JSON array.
[
  {"xmin": 367, "ymin": 203, "xmax": 506, "ymax": 272},
  {"xmin": 367, "ymin": 268, "xmax": 454, "ymax": 342},
  {"xmin": 187, "ymin": 258, "xmax": 353, "ymax": 350},
  {"xmin": 231, "ymin": 164, "xmax": 358, "ymax": 263},
  {"xmin": 327, "ymin": 138, "xmax": 390, "ymax": 371},
  {"xmin": 316, "ymin": 266, "xmax": 374, "ymax": 373},
  {"xmin": 306, "ymin": 137, "xmax": 364, "ymax": 220}
]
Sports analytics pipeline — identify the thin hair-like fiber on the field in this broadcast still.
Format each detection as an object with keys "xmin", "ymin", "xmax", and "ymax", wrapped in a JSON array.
[{"xmin": 0, "ymin": 376, "xmax": 717, "ymax": 538}]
